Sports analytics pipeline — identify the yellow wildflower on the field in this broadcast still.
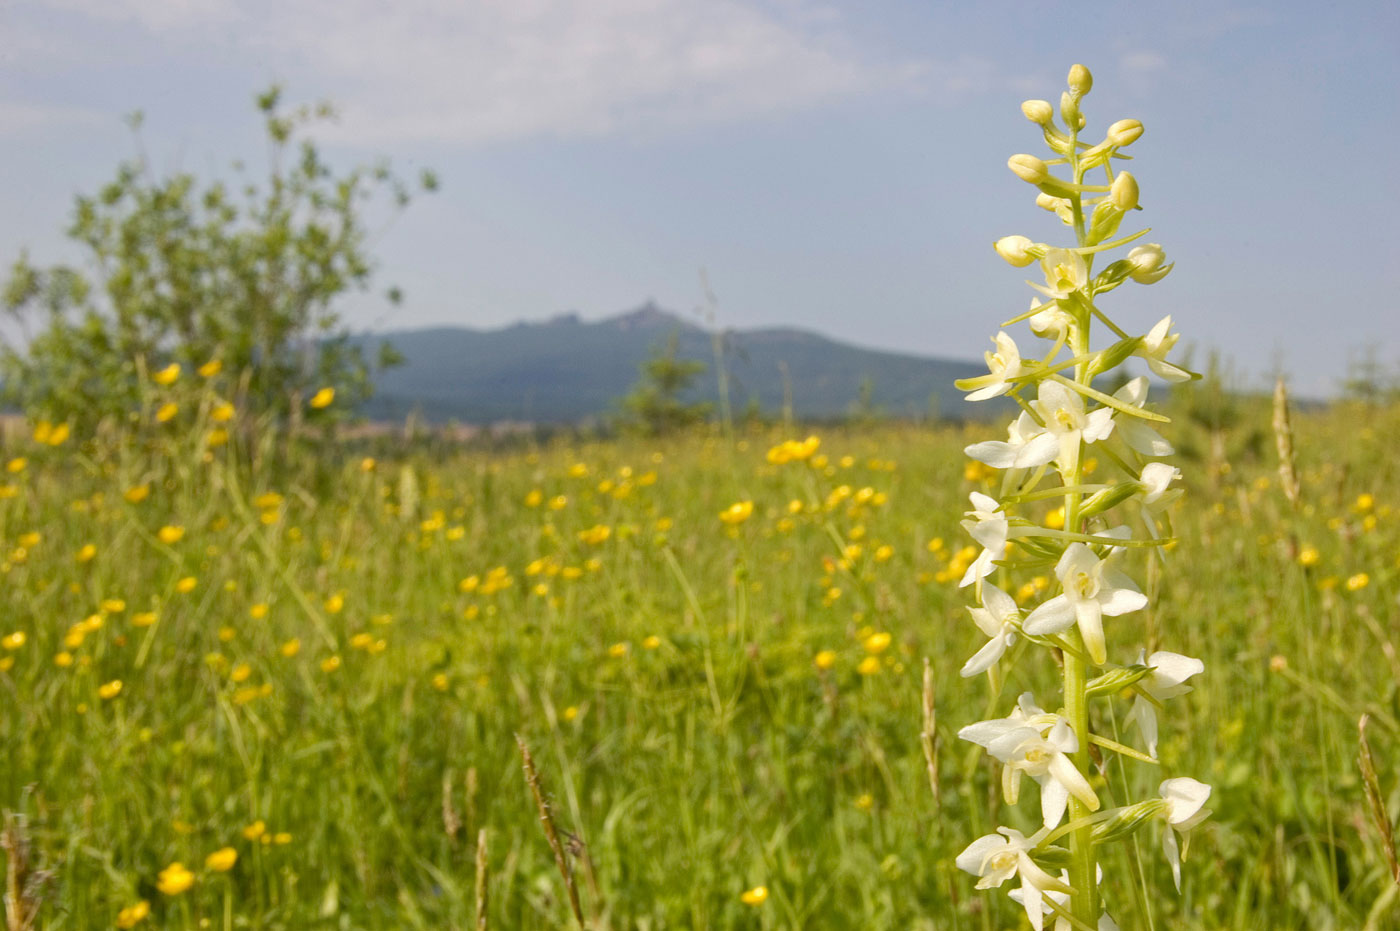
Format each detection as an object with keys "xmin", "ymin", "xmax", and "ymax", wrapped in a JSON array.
[
  {"xmin": 719, "ymin": 501, "xmax": 754, "ymax": 525},
  {"xmin": 309, "ymin": 387, "xmax": 335, "ymax": 409},
  {"xmin": 116, "ymin": 900, "xmax": 151, "ymax": 928},
  {"xmin": 152, "ymin": 363, "xmax": 181, "ymax": 386},
  {"xmin": 740, "ymin": 886, "xmax": 769, "ymax": 906},
  {"xmin": 204, "ymin": 847, "xmax": 238, "ymax": 872},
  {"xmin": 156, "ymin": 862, "xmax": 195, "ymax": 895}
]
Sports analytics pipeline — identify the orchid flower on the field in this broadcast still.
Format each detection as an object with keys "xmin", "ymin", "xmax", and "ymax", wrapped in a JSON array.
[
  {"xmin": 964, "ymin": 332, "xmax": 1029, "ymax": 401},
  {"xmin": 965, "ymin": 410, "xmax": 1060, "ymax": 471},
  {"xmin": 1127, "ymin": 650, "xmax": 1204, "ymax": 758},
  {"xmin": 1023, "ymin": 541, "xmax": 1147, "ymax": 665},
  {"xmin": 959, "ymin": 492, "xmax": 1008, "ymax": 587},
  {"xmin": 1157, "ymin": 777, "xmax": 1212, "ymax": 890},
  {"xmin": 1030, "ymin": 380, "xmax": 1115, "ymax": 475},
  {"xmin": 960, "ymin": 583, "xmax": 1020, "ymax": 677},
  {"xmin": 1112, "ymin": 378, "xmax": 1173, "ymax": 457},
  {"xmin": 1010, "ymin": 869, "xmax": 1120, "ymax": 931},
  {"xmin": 960, "ymin": 694, "xmax": 1100, "ymax": 828},
  {"xmin": 1030, "ymin": 248, "xmax": 1090, "ymax": 301},
  {"xmin": 1137, "ymin": 316, "xmax": 1191, "ymax": 382},
  {"xmin": 957, "ymin": 827, "xmax": 1072, "ymax": 931}
]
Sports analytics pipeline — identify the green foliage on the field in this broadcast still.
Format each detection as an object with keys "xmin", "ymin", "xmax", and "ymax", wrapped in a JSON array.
[
  {"xmin": 1, "ymin": 87, "xmax": 433, "ymax": 431},
  {"xmin": 0, "ymin": 403, "xmax": 1397, "ymax": 928},
  {"xmin": 617, "ymin": 331, "xmax": 712, "ymax": 435}
]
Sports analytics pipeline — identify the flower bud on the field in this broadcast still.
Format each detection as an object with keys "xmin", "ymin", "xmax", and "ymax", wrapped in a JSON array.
[
  {"xmin": 1092, "ymin": 800, "xmax": 1169, "ymax": 845},
  {"xmin": 1034, "ymin": 193, "xmax": 1062, "ymax": 211},
  {"xmin": 993, "ymin": 235, "xmax": 1041, "ymax": 267},
  {"xmin": 1007, "ymin": 154, "xmax": 1049, "ymax": 185},
  {"xmin": 1110, "ymin": 171, "xmax": 1139, "ymax": 210},
  {"xmin": 1084, "ymin": 662, "xmax": 1154, "ymax": 697},
  {"xmin": 1068, "ymin": 63, "xmax": 1093, "ymax": 96},
  {"xmin": 1060, "ymin": 92, "xmax": 1084, "ymax": 130},
  {"xmin": 1106, "ymin": 119, "xmax": 1144, "ymax": 146},
  {"xmin": 1021, "ymin": 99, "xmax": 1054, "ymax": 125},
  {"xmin": 1127, "ymin": 243, "xmax": 1173, "ymax": 284}
]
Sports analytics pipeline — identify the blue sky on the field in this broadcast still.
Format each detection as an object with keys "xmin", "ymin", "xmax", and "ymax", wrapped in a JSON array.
[{"xmin": 2, "ymin": 0, "xmax": 1397, "ymax": 397}]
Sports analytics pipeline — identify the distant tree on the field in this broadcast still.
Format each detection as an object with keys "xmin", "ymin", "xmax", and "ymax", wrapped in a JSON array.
[
  {"xmin": 0, "ymin": 87, "xmax": 435, "ymax": 433},
  {"xmin": 847, "ymin": 376, "xmax": 883, "ymax": 424},
  {"xmin": 617, "ymin": 332, "xmax": 711, "ymax": 435},
  {"xmin": 1340, "ymin": 345, "xmax": 1399, "ymax": 406}
]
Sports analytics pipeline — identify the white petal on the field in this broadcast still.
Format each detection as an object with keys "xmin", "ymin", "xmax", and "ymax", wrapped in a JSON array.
[
  {"xmin": 1147, "ymin": 651, "xmax": 1205, "ymax": 688},
  {"xmin": 1119, "ymin": 419, "xmax": 1174, "ymax": 457},
  {"xmin": 1048, "ymin": 752, "xmax": 1100, "ymax": 810},
  {"xmin": 970, "ymin": 518, "xmax": 1008, "ymax": 551},
  {"xmin": 955, "ymin": 833, "xmax": 1007, "ymax": 877},
  {"xmin": 982, "ymin": 584, "xmax": 1018, "ymax": 623},
  {"xmin": 960, "ymin": 634, "xmax": 1011, "ymax": 677},
  {"xmin": 958, "ymin": 718, "xmax": 1023, "ymax": 749},
  {"xmin": 1129, "ymin": 697, "xmax": 1159, "ymax": 758},
  {"xmin": 1082, "ymin": 408, "xmax": 1116, "ymax": 444},
  {"xmin": 965, "ymin": 440, "xmax": 1018, "ymax": 469},
  {"xmin": 1161, "ymin": 819, "xmax": 1182, "ymax": 891},
  {"xmin": 1023, "ymin": 595, "xmax": 1076, "ymax": 635},
  {"xmin": 1015, "ymin": 433, "xmax": 1061, "ymax": 468},
  {"xmin": 1055, "ymin": 543, "xmax": 1097, "ymax": 580},
  {"xmin": 1114, "ymin": 376, "xmax": 1149, "ymax": 407},
  {"xmin": 967, "ymin": 606, "xmax": 1001, "ymax": 638},
  {"xmin": 1098, "ymin": 587, "xmax": 1148, "ymax": 617},
  {"xmin": 965, "ymin": 382, "xmax": 1010, "ymax": 401},
  {"xmin": 1040, "ymin": 774, "xmax": 1069, "ymax": 829},
  {"xmin": 969, "ymin": 491, "xmax": 1000, "ymax": 513},
  {"xmin": 958, "ymin": 547, "xmax": 998, "ymax": 588},
  {"xmin": 1147, "ymin": 357, "xmax": 1192, "ymax": 383},
  {"xmin": 1075, "ymin": 598, "xmax": 1106, "ymax": 665},
  {"xmin": 1159, "ymin": 777, "xmax": 1212, "ymax": 825}
]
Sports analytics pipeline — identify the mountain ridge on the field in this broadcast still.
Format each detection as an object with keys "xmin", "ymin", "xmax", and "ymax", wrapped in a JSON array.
[{"xmin": 354, "ymin": 303, "xmax": 995, "ymax": 424}]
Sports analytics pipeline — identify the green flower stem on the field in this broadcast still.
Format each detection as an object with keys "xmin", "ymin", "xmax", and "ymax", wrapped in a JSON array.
[{"xmin": 1063, "ymin": 121, "xmax": 1100, "ymax": 925}]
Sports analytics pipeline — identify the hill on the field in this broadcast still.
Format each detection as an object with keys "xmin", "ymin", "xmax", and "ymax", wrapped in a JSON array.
[{"xmin": 355, "ymin": 303, "xmax": 995, "ymax": 424}]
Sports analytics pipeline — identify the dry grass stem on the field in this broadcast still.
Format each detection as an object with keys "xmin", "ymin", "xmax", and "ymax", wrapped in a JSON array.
[{"xmin": 516, "ymin": 734, "xmax": 587, "ymax": 929}]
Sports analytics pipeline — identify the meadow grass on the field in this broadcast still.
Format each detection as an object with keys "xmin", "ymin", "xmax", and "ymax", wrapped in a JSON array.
[{"xmin": 0, "ymin": 396, "xmax": 1397, "ymax": 929}]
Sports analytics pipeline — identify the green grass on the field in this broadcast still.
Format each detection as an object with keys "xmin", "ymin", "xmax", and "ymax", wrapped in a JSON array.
[{"xmin": 1, "ymin": 401, "xmax": 1398, "ymax": 929}]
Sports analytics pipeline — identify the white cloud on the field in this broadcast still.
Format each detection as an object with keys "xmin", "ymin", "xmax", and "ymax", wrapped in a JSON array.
[
  {"xmin": 1120, "ymin": 50, "xmax": 1168, "ymax": 74},
  {"xmin": 0, "ymin": 100, "xmax": 105, "ymax": 136},
  {"xmin": 41, "ymin": 0, "xmax": 237, "ymax": 32},
  {"xmin": 14, "ymin": 0, "xmax": 927, "ymax": 146},
  {"xmin": 250, "ymin": 0, "xmax": 925, "ymax": 146}
]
